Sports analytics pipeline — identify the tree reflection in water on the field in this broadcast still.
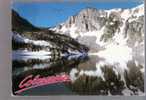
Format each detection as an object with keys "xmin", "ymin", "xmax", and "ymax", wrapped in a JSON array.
[{"xmin": 12, "ymin": 55, "xmax": 144, "ymax": 95}]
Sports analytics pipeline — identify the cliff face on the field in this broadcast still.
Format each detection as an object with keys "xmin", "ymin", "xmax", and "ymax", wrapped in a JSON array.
[
  {"xmin": 52, "ymin": 4, "xmax": 144, "ymax": 50},
  {"xmin": 64, "ymin": 8, "xmax": 107, "ymax": 32},
  {"xmin": 51, "ymin": 4, "xmax": 145, "ymax": 70}
]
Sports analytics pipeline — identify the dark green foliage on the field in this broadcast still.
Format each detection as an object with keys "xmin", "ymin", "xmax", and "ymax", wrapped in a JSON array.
[
  {"xmin": 69, "ymin": 66, "xmax": 125, "ymax": 95},
  {"xmin": 12, "ymin": 38, "xmax": 44, "ymax": 51},
  {"xmin": 101, "ymin": 66, "xmax": 125, "ymax": 95},
  {"xmin": 70, "ymin": 75, "xmax": 107, "ymax": 95},
  {"xmin": 12, "ymin": 10, "xmax": 40, "ymax": 33},
  {"xmin": 124, "ymin": 61, "xmax": 144, "ymax": 93},
  {"xmin": 12, "ymin": 10, "xmax": 89, "ymax": 53}
]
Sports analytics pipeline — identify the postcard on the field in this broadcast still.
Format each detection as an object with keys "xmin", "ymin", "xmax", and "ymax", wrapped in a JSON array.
[{"xmin": 12, "ymin": 0, "xmax": 145, "ymax": 96}]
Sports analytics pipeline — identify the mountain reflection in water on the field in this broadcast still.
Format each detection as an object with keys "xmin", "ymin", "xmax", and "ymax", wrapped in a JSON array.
[{"xmin": 12, "ymin": 54, "xmax": 144, "ymax": 96}]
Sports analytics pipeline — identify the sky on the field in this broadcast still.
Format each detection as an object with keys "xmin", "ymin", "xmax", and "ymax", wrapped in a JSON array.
[{"xmin": 12, "ymin": 0, "xmax": 144, "ymax": 28}]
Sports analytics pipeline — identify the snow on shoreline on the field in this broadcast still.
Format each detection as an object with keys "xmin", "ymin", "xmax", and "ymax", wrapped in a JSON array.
[
  {"xmin": 13, "ymin": 50, "xmax": 51, "ymax": 56},
  {"xmin": 12, "ymin": 50, "xmax": 52, "ymax": 61}
]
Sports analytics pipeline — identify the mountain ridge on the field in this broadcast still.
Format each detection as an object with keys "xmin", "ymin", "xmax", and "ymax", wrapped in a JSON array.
[
  {"xmin": 52, "ymin": 4, "xmax": 144, "ymax": 33},
  {"xmin": 51, "ymin": 4, "xmax": 144, "ymax": 50},
  {"xmin": 12, "ymin": 10, "xmax": 89, "ymax": 55}
]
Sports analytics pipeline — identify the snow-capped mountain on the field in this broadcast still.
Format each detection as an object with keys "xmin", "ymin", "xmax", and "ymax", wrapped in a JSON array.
[
  {"xmin": 52, "ymin": 4, "xmax": 144, "ymax": 49},
  {"xmin": 51, "ymin": 4, "xmax": 145, "ymax": 81},
  {"xmin": 51, "ymin": 4, "xmax": 144, "ymax": 65}
]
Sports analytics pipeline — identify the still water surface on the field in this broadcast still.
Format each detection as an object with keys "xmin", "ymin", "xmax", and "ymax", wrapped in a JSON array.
[{"xmin": 12, "ymin": 55, "xmax": 144, "ymax": 96}]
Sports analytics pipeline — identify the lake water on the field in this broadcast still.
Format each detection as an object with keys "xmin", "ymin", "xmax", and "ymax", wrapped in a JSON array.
[{"xmin": 12, "ymin": 54, "xmax": 144, "ymax": 96}]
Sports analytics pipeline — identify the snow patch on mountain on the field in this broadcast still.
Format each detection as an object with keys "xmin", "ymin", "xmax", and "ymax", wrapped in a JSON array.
[
  {"xmin": 51, "ymin": 4, "xmax": 145, "ymax": 78},
  {"xmin": 51, "ymin": 4, "xmax": 144, "ymax": 46},
  {"xmin": 13, "ymin": 33, "xmax": 52, "ymax": 47}
]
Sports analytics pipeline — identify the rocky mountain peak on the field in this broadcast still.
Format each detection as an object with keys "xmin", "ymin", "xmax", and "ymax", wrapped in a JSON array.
[
  {"xmin": 51, "ymin": 4, "xmax": 144, "ymax": 52},
  {"xmin": 53, "ymin": 4, "xmax": 144, "ymax": 34},
  {"xmin": 63, "ymin": 8, "xmax": 107, "ymax": 32}
]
